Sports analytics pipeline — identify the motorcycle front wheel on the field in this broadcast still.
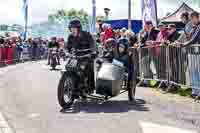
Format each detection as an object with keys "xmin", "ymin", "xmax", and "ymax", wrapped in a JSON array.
[
  {"xmin": 57, "ymin": 72, "xmax": 76, "ymax": 109},
  {"xmin": 51, "ymin": 57, "xmax": 57, "ymax": 70}
]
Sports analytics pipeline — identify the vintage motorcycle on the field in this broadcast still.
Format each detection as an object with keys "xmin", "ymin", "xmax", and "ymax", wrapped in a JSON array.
[
  {"xmin": 57, "ymin": 48, "xmax": 136, "ymax": 109},
  {"xmin": 50, "ymin": 48, "xmax": 59, "ymax": 70}
]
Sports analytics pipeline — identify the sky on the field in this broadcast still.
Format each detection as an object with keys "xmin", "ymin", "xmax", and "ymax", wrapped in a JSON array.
[{"xmin": 0, "ymin": 0, "xmax": 199, "ymax": 25}]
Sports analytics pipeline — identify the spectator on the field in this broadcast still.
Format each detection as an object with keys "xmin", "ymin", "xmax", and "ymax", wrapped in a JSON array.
[
  {"xmin": 125, "ymin": 30, "xmax": 137, "ymax": 47},
  {"xmin": 144, "ymin": 21, "xmax": 159, "ymax": 42},
  {"xmin": 181, "ymin": 12, "xmax": 190, "ymax": 26},
  {"xmin": 177, "ymin": 12, "xmax": 193, "ymax": 43},
  {"xmin": 167, "ymin": 24, "xmax": 180, "ymax": 43},
  {"xmin": 16, "ymin": 37, "xmax": 23, "ymax": 62},
  {"xmin": 96, "ymin": 19, "xmax": 104, "ymax": 34},
  {"xmin": 137, "ymin": 29, "xmax": 146, "ymax": 46},
  {"xmin": 156, "ymin": 22, "xmax": 169, "ymax": 42},
  {"xmin": 182, "ymin": 12, "xmax": 200, "ymax": 96},
  {"xmin": 100, "ymin": 24, "xmax": 114, "ymax": 46},
  {"xmin": 183, "ymin": 12, "xmax": 200, "ymax": 46},
  {"xmin": 120, "ymin": 27, "xmax": 127, "ymax": 38},
  {"xmin": 114, "ymin": 29, "xmax": 121, "ymax": 40},
  {"xmin": 32, "ymin": 38, "xmax": 39, "ymax": 60},
  {"xmin": 0, "ymin": 37, "xmax": 5, "ymax": 47},
  {"xmin": 167, "ymin": 24, "xmax": 181, "ymax": 83}
]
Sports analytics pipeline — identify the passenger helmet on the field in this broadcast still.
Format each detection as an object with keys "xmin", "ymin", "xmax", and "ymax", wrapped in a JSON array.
[{"xmin": 117, "ymin": 38, "xmax": 129, "ymax": 49}]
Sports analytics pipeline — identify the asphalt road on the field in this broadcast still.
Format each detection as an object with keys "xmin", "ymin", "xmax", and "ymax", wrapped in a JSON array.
[{"xmin": 0, "ymin": 61, "xmax": 200, "ymax": 133}]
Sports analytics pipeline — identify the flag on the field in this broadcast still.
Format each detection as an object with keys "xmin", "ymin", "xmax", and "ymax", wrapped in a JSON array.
[
  {"xmin": 91, "ymin": 0, "xmax": 96, "ymax": 33},
  {"xmin": 141, "ymin": 0, "xmax": 158, "ymax": 27},
  {"xmin": 22, "ymin": 0, "xmax": 28, "ymax": 40}
]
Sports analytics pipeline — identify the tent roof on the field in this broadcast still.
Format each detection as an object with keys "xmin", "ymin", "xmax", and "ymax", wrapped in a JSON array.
[{"xmin": 161, "ymin": 3, "xmax": 197, "ymax": 22}]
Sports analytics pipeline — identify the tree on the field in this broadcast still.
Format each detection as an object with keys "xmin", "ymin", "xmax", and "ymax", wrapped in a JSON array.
[
  {"xmin": 48, "ymin": 15, "xmax": 55, "ymax": 23},
  {"xmin": 0, "ymin": 24, "xmax": 8, "ymax": 31},
  {"xmin": 48, "ymin": 8, "xmax": 90, "ymax": 26}
]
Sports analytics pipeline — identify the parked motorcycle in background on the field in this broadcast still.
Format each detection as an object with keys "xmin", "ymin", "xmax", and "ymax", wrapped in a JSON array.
[{"xmin": 50, "ymin": 48, "xmax": 59, "ymax": 70}]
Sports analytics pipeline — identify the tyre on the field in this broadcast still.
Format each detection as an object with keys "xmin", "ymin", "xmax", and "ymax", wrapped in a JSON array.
[
  {"xmin": 128, "ymin": 81, "xmax": 136, "ymax": 102},
  {"xmin": 57, "ymin": 72, "xmax": 76, "ymax": 109},
  {"xmin": 51, "ymin": 57, "xmax": 57, "ymax": 70}
]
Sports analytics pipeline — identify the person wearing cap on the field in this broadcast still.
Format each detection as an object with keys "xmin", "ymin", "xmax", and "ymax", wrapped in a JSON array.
[
  {"xmin": 156, "ymin": 22, "xmax": 169, "ymax": 42},
  {"xmin": 167, "ymin": 24, "xmax": 180, "ymax": 83},
  {"xmin": 167, "ymin": 24, "xmax": 180, "ymax": 43}
]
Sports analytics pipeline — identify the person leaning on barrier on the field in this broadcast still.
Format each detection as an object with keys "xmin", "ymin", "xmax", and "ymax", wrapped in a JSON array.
[
  {"xmin": 141, "ymin": 21, "xmax": 159, "ymax": 47},
  {"xmin": 181, "ymin": 12, "xmax": 190, "ymax": 26},
  {"xmin": 176, "ymin": 12, "xmax": 193, "ymax": 44},
  {"xmin": 125, "ymin": 30, "xmax": 137, "ymax": 47},
  {"xmin": 167, "ymin": 24, "xmax": 180, "ymax": 43},
  {"xmin": 182, "ymin": 12, "xmax": 200, "ymax": 47},
  {"xmin": 180, "ymin": 12, "xmax": 200, "ymax": 97}
]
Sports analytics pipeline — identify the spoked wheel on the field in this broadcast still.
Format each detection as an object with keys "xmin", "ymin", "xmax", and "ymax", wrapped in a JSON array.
[
  {"xmin": 128, "ymin": 81, "xmax": 136, "ymax": 102},
  {"xmin": 51, "ymin": 57, "xmax": 57, "ymax": 70},
  {"xmin": 57, "ymin": 73, "xmax": 76, "ymax": 109}
]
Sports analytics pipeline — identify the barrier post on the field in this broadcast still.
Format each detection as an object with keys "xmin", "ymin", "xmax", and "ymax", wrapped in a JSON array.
[{"xmin": 166, "ymin": 45, "xmax": 172, "ymax": 91}]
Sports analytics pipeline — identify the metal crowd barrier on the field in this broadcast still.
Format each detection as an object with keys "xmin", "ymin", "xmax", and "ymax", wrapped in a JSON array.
[
  {"xmin": 0, "ymin": 44, "xmax": 47, "ymax": 67},
  {"xmin": 130, "ymin": 43, "xmax": 200, "ymax": 97}
]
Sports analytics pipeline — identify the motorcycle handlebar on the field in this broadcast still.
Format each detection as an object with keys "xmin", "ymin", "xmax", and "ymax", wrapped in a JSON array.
[
  {"xmin": 71, "ymin": 48, "xmax": 96, "ymax": 53},
  {"xmin": 65, "ymin": 53, "xmax": 95, "ymax": 60}
]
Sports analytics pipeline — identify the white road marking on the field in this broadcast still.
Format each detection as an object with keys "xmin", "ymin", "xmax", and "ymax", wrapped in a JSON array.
[
  {"xmin": 0, "ymin": 112, "xmax": 13, "ymax": 133},
  {"xmin": 0, "ymin": 65, "xmax": 18, "ymax": 76},
  {"xmin": 139, "ymin": 121, "xmax": 198, "ymax": 133},
  {"xmin": 27, "ymin": 113, "xmax": 41, "ymax": 119}
]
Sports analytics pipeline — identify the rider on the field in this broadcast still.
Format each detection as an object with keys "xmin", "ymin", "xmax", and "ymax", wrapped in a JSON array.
[
  {"xmin": 66, "ymin": 19, "xmax": 96, "ymax": 93},
  {"xmin": 47, "ymin": 37, "xmax": 60, "ymax": 65}
]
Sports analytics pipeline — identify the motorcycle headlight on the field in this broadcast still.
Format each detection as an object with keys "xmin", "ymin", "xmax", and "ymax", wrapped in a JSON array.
[{"xmin": 80, "ymin": 65, "xmax": 86, "ymax": 70}]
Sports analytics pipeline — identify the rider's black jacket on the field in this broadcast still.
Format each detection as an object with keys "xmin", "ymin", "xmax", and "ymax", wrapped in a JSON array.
[
  {"xmin": 66, "ymin": 31, "xmax": 96, "ymax": 89},
  {"xmin": 66, "ymin": 31, "xmax": 95, "ymax": 56}
]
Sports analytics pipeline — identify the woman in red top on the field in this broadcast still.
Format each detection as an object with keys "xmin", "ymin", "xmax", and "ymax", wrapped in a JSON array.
[{"xmin": 100, "ymin": 24, "xmax": 114, "ymax": 46}]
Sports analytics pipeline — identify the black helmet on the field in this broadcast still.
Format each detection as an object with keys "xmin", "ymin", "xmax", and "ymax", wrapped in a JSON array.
[
  {"xmin": 51, "ymin": 37, "xmax": 57, "ymax": 41},
  {"xmin": 117, "ymin": 38, "xmax": 129, "ymax": 49},
  {"xmin": 68, "ymin": 19, "xmax": 82, "ymax": 30}
]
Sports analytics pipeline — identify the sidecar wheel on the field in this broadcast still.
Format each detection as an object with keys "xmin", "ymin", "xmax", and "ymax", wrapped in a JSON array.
[{"xmin": 128, "ymin": 81, "xmax": 136, "ymax": 102}]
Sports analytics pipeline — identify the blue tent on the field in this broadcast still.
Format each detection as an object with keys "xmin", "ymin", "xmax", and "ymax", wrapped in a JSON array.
[{"xmin": 104, "ymin": 19, "xmax": 142, "ymax": 33}]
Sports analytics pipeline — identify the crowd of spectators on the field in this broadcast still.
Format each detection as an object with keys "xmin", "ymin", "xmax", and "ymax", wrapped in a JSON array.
[
  {"xmin": 0, "ymin": 35, "xmax": 65, "ymax": 66},
  {"xmin": 95, "ymin": 11, "xmax": 200, "ymax": 96}
]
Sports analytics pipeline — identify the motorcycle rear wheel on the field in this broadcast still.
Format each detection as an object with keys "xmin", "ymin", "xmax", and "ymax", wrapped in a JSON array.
[{"xmin": 57, "ymin": 72, "xmax": 76, "ymax": 109}]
